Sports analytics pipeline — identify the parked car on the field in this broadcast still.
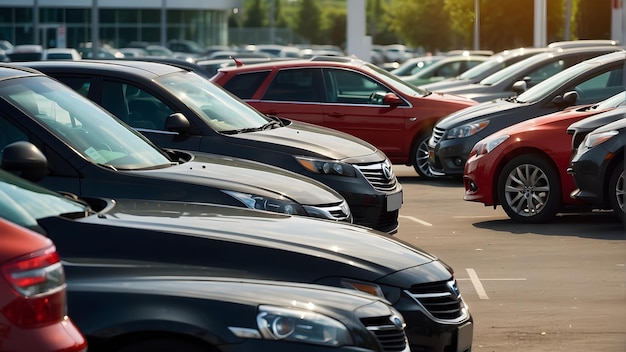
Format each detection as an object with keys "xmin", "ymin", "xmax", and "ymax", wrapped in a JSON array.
[
  {"xmin": 0, "ymin": 218, "xmax": 87, "ymax": 352},
  {"xmin": 399, "ymin": 55, "xmax": 488, "ymax": 87},
  {"xmin": 0, "ymin": 64, "xmax": 351, "ymax": 223},
  {"xmin": 569, "ymin": 117, "xmax": 625, "ymax": 222},
  {"xmin": 43, "ymin": 48, "xmax": 82, "ymax": 61},
  {"xmin": 433, "ymin": 46, "xmax": 622, "ymax": 103},
  {"xmin": 428, "ymin": 50, "xmax": 626, "ymax": 178},
  {"xmin": 0, "ymin": 167, "xmax": 473, "ymax": 352},
  {"xmin": 26, "ymin": 60, "xmax": 401, "ymax": 233},
  {"xmin": 567, "ymin": 104, "xmax": 626, "ymax": 154},
  {"xmin": 418, "ymin": 47, "xmax": 547, "ymax": 92},
  {"xmin": 6, "ymin": 44, "xmax": 45, "ymax": 61},
  {"xmin": 389, "ymin": 55, "xmax": 446, "ymax": 77},
  {"xmin": 67, "ymin": 265, "xmax": 410, "ymax": 352},
  {"xmin": 211, "ymin": 56, "xmax": 477, "ymax": 179},
  {"xmin": 463, "ymin": 91, "xmax": 625, "ymax": 223}
]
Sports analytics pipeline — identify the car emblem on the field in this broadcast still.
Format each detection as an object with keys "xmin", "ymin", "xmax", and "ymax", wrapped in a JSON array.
[
  {"xmin": 382, "ymin": 162, "xmax": 393, "ymax": 181},
  {"xmin": 447, "ymin": 280, "xmax": 460, "ymax": 299},
  {"xmin": 390, "ymin": 315, "xmax": 404, "ymax": 330}
]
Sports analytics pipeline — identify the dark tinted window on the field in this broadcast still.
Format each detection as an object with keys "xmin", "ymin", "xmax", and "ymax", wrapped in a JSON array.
[
  {"xmin": 264, "ymin": 68, "xmax": 322, "ymax": 102},
  {"xmin": 222, "ymin": 71, "xmax": 270, "ymax": 99}
]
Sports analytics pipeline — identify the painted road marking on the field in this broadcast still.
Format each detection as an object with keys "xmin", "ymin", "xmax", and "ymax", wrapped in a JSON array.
[
  {"xmin": 459, "ymin": 269, "xmax": 527, "ymax": 300},
  {"xmin": 399, "ymin": 215, "xmax": 433, "ymax": 227}
]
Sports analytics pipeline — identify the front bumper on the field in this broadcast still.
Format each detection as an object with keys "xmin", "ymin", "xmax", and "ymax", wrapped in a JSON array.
[{"xmin": 428, "ymin": 138, "xmax": 474, "ymax": 177}]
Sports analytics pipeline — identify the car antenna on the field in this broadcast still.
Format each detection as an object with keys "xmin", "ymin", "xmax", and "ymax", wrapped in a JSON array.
[{"xmin": 229, "ymin": 56, "xmax": 244, "ymax": 67}]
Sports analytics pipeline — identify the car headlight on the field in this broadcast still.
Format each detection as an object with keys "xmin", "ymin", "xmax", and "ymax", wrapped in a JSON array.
[
  {"xmin": 476, "ymin": 135, "xmax": 509, "ymax": 155},
  {"xmin": 255, "ymin": 305, "xmax": 353, "ymax": 347},
  {"xmin": 295, "ymin": 157, "xmax": 356, "ymax": 177},
  {"xmin": 223, "ymin": 190, "xmax": 307, "ymax": 216},
  {"xmin": 340, "ymin": 278, "xmax": 386, "ymax": 299},
  {"xmin": 446, "ymin": 121, "xmax": 490, "ymax": 139},
  {"xmin": 583, "ymin": 130, "xmax": 618, "ymax": 149}
]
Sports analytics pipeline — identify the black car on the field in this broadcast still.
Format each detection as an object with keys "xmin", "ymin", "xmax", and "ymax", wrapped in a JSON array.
[
  {"xmin": 66, "ymin": 264, "xmax": 410, "ymax": 352},
  {"xmin": 567, "ymin": 104, "xmax": 626, "ymax": 154},
  {"xmin": 21, "ymin": 60, "xmax": 403, "ymax": 234},
  {"xmin": 569, "ymin": 117, "xmax": 625, "ymax": 223},
  {"xmin": 434, "ymin": 47, "xmax": 621, "ymax": 103},
  {"xmin": 0, "ymin": 168, "xmax": 473, "ymax": 352},
  {"xmin": 428, "ymin": 51, "xmax": 626, "ymax": 177},
  {"xmin": 0, "ymin": 64, "xmax": 351, "ymax": 223}
]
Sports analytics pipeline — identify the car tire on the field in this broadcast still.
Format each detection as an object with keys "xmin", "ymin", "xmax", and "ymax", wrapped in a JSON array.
[
  {"xmin": 412, "ymin": 134, "xmax": 436, "ymax": 179},
  {"xmin": 115, "ymin": 337, "xmax": 209, "ymax": 352},
  {"xmin": 497, "ymin": 155, "xmax": 561, "ymax": 223},
  {"xmin": 608, "ymin": 160, "xmax": 625, "ymax": 223}
]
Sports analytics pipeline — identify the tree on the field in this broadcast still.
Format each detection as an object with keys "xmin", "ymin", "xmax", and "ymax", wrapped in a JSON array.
[
  {"xmin": 322, "ymin": 7, "xmax": 347, "ymax": 47},
  {"xmin": 295, "ymin": 0, "xmax": 322, "ymax": 43},
  {"xmin": 386, "ymin": 0, "xmax": 455, "ymax": 52},
  {"xmin": 243, "ymin": 0, "xmax": 267, "ymax": 27}
]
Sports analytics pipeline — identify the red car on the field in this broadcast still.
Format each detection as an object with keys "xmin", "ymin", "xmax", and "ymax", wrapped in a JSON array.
[
  {"xmin": 211, "ymin": 56, "xmax": 477, "ymax": 178},
  {"xmin": 0, "ymin": 218, "xmax": 87, "ymax": 352},
  {"xmin": 463, "ymin": 91, "xmax": 625, "ymax": 223}
]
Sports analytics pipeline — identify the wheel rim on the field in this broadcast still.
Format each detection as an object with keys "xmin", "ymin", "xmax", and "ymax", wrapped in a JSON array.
[
  {"xmin": 415, "ymin": 139, "xmax": 433, "ymax": 177},
  {"xmin": 615, "ymin": 169, "xmax": 625, "ymax": 214},
  {"xmin": 503, "ymin": 163, "xmax": 550, "ymax": 217}
]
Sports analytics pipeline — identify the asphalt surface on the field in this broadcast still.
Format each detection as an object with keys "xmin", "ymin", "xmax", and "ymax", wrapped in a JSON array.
[{"xmin": 393, "ymin": 165, "xmax": 626, "ymax": 352}]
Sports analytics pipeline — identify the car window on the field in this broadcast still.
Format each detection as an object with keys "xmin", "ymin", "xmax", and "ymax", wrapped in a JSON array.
[
  {"xmin": 525, "ymin": 59, "xmax": 565, "ymax": 84},
  {"xmin": 573, "ymin": 67, "xmax": 624, "ymax": 105},
  {"xmin": 0, "ymin": 116, "xmax": 28, "ymax": 159},
  {"xmin": 264, "ymin": 68, "xmax": 322, "ymax": 102},
  {"xmin": 221, "ymin": 71, "xmax": 270, "ymax": 99},
  {"xmin": 116, "ymin": 82, "xmax": 175, "ymax": 130},
  {"xmin": 323, "ymin": 68, "xmax": 390, "ymax": 104},
  {"xmin": 0, "ymin": 76, "xmax": 171, "ymax": 169}
]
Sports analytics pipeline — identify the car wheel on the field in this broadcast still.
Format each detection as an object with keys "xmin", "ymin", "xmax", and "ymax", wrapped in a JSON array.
[
  {"xmin": 497, "ymin": 155, "xmax": 561, "ymax": 223},
  {"xmin": 412, "ymin": 134, "xmax": 436, "ymax": 179},
  {"xmin": 115, "ymin": 337, "xmax": 209, "ymax": 352},
  {"xmin": 608, "ymin": 160, "xmax": 625, "ymax": 223}
]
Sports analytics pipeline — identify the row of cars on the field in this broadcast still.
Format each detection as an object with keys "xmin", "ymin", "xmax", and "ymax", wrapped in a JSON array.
[
  {"xmin": 0, "ymin": 60, "xmax": 473, "ymax": 350},
  {"xmin": 200, "ymin": 42, "xmax": 624, "ymax": 224}
]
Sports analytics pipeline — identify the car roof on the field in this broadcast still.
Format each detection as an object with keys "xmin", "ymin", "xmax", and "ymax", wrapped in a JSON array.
[
  {"xmin": 14, "ymin": 59, "xmax": 188, "ymax": 78},
  {"xmin": 215, "ymin": 56, "xmax": 367, "ymax": 73},
  {"xmin": 0, "ymin": 63, "xmax": 43, "ymax": 80}
]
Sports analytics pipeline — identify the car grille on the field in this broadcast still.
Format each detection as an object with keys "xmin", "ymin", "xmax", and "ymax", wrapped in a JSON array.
[
  {"xmin": 304, "ymin": 200, "xmax": 351, "ymax": 222},
  {"xmin": 361, "ymin": 316, "xmax": 408, "ymax": 352},
  {"xmin": 405, "ymin": 279, "xmax": 468, "ymax": 322},
  {"xmin": 354, "ymin": 161, "xmax": 397, "ymax": 192},
  {"xmin": 431, "ymin": 126, "xmax": 446, "ymax": 145}
]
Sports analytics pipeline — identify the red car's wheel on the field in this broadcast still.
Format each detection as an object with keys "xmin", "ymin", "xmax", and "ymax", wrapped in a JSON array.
[{"xmin": 497, "ymin": 155, "xmax": 561, "ymax": 223}]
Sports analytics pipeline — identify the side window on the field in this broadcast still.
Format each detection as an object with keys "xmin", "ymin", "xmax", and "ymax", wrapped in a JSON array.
[
  {"xmin": 55, "ymin": 77, "xmax": 91, "ymax": 98},
  {"xmin": 0, "ymin": 116, "xmax": 28, "ymax": 158},
  {"xmin": 526, "ymin": 60, "xmax": 565, "ymax": 84},
  {"xmin": 574, "ymin": 67, "xmax": 624, "ymax": 105},
  {"xmin": 324, "ymin": 69, "xmax": 389, "ymax": 104},
  {"xmin": 433, "ymin": 62, "xmax": 461, "ymax": 77},
  {"xmin": 263, "ymin": 68, "xmax": 322, "ymax": 102},
  {"xmin": 119, "ymin": 82, "xmax": 174, "ymax": 130},
  {"xmin": 222, "ymin": 71, "xmax": 270, "ymax": 99}
]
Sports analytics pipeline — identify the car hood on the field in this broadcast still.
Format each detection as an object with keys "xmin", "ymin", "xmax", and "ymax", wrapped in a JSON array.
[
  {"xmin": 136, "ymin": 151, "xmax": 343, "ymax": 204},
  {"xmin": 567, "ymin": 105, "xmax": 626, "ymax": 134},
  {"xmin": 435, "ymin": 98, "xmax": 521, "ymax": 129},
  {"xmin": 40, "ymin": 199, "xmax": 449, "ymax": 286},
  {"xmin": 230, "ymin": 120, "xmax": 381, "ymax": 161},
  {"xmin": 422, "ymin": 91, "xmax": 478, "ymax": 106},
  {"xmin": 420, "ymin": 78, "xmax": 474, "ymax": 92}
]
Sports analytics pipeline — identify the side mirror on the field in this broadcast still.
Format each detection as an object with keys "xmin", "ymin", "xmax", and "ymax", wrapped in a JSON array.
[
  {"xmin": 1, "ymin": 141, "xmax": 48, "ymax": 182},
  {"xmin": 165, "ymin": 113, "xmax": 191, "ymax": 134},
  {"xmin": 551, "ymin": 90, "xmax": 578, "ymax": 107},
  {"xmin": 382, "ymin": 92, "xmax": 403, "ymax": 106},
  {"xmin": 512, "ymin": 80, "xmax": 527, "ymax": 94}
]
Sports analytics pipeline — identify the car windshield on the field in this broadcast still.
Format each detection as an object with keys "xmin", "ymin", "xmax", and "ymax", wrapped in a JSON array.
[
  {"xmin": 457, "ymin": 58, "xmax": 502, "ymax": 80},
  {"xmin": 0, "ymin": 170, "xmax": 88, "ymax": 228},
  {"xmin": 363, "ymin": 61, "xmax": 429, "ymax": 96},
  {"xmin": 1, "ymin": 76, "xmax": 172, "ymax": 170},
  {"xmin": 479, "ymin": 52, "xmax": 553, "ymax": 86},
  {"xmin": 516, "ymin": 60, "xmax": 602, "ymax": 104},
  {"xmin": 156, "ymin": 71, "xmax": 272, "ymax": 132}
]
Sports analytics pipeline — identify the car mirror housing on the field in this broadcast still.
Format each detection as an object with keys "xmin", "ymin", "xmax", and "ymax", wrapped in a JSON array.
[
  {"xmin": 165, "ymin": 113, "xmax": 191, "ymax": 134},
  {"xmin": 1, "ymin": 141, "xmax": 48, "ymax": 182},
  {"xmin": 512, "ymin": 80, "xmax": 527, "ymax": 94},
  {"xmin": 383, "ymin": 92, "xmax": 403, "ymax": 106},
  {"xmin": 551, "ymin": 90, "xmax": 578, "ymax": 108}
]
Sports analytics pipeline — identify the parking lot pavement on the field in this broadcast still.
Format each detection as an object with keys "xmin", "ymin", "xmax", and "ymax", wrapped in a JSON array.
[{"xmin": 393, "ymin": 165, "xmax": 626, "ymax": 352}]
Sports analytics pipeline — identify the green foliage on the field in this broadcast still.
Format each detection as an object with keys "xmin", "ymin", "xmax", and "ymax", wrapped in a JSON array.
[
  {"xmin": 294, "ymin": 0, "xmax": 323, "ymax": 43},
  {"xmin": 243, "ymin": 0, "xmax": 267, "ymax": 27},
  {"xmin": 386, "ymin": 0, "xmax": 455, "ymax": 51}
]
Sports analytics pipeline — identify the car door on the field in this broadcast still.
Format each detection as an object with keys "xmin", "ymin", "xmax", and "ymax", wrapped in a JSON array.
[
  {"xmin": 320, "ymin": 67, "xmax": 407, "ymax": 158},
  {"xmin": 254, "ymin": 67, "xmax": 326, "ymax": 125}
]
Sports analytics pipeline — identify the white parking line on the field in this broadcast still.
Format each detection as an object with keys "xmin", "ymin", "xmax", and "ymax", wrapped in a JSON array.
[
  {"xmin": 466, "ymin": 268, "xmax": 489, "ymax": 300},
  {"xmin": 399, "ymin": 215, "xmax": 433, "ymax": 227}
]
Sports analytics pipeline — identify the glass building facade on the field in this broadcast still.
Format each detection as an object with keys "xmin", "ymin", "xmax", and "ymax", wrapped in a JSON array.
[{"xmin": 0, "ymin": 0, "xmax": 242, "ymax": 49}]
